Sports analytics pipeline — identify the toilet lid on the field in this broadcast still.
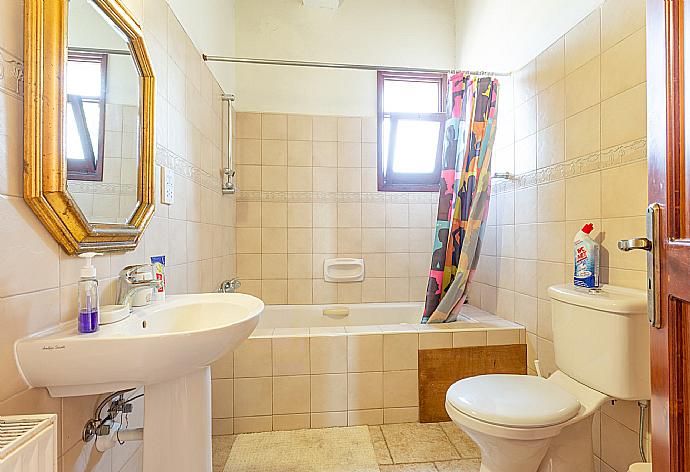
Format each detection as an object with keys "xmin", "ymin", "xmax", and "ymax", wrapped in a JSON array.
[
  {"xmin": 446, "ymin": 374, "xmax": 581, "ymax": 428},
  {"xmin": 628, "ymin": 464, "xmax": 652, "ymax": 472}
]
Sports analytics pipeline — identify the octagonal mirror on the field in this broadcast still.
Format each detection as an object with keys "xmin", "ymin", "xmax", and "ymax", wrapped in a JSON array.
[{"xmin": 23, "ymin": 0, "xmax": 155, "ymax": 254}]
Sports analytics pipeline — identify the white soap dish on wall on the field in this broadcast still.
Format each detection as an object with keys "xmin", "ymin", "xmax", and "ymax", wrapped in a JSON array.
[{"xmin": 323, "ymin": 258, "xmax": 365, "ymax": 282}]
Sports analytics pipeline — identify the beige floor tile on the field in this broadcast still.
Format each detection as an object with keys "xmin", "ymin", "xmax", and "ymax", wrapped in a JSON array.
[
  {"xmin": 434, "ymin": 459, "xmax": 481, "ymax": 472},
  {"xmin": 439, "ymin": 422, "xmax": 480, "ymax": 459},
  {"xmin": 381, "ymin": 423, "xmax": 460, "ymax": 463},
  {"xmin": 368, "ymin": 426, "xmax": 393, "ymax": 465},
  {"xmin": 379, "ymin": 464, "xmax": 437, "ymax": 472},
  {"xmin": 212, "ymin": 435, "xmax": 235, "ymax": 472}
]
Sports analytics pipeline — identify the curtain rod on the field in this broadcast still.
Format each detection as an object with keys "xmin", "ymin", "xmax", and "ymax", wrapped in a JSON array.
[
  {"xmin": 202, "ymin": 54, "xmax": 510, "ymax": 77},
  {"xmin": 69, "ymin": 47, "xmax": 131, "ymax": 56}
]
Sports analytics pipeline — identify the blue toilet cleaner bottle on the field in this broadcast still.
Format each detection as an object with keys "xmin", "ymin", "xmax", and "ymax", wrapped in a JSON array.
[{"xmin": 573, "ymin": 223, "xmax": 600, "ymax": 289}]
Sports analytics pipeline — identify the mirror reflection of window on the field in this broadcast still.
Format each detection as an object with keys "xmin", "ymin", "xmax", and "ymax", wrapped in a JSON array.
[{"xmin": 65, "ymin": 52, "xmax": 107, "ymax": 181}]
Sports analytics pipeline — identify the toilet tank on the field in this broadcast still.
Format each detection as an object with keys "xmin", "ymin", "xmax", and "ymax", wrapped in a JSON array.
[{"xmin": 547, "ymin": 284, "xmax": 650, "ymax": 400}]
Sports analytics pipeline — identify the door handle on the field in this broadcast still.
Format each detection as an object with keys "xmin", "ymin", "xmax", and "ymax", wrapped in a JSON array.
[
  {"xmin": 617, "ymin": 203, "xmax": 661, "ymax": 328},
  {"xmin": 618, "ymin": 238, "xmax": 652, "ymax": 251}
]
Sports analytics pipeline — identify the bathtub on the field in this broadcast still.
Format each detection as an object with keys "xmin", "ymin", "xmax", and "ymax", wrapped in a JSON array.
[
  {"xmin": 257, "ymin": 302, "xmax": 427, "ymax": 329},
  {"xmin": 210, "ymin": 302, "xmax": 525, "ymax": 435}
]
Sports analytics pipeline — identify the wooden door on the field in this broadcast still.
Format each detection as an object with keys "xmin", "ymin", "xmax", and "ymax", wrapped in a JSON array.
[{"xmin": 647, "ymin": 1, "xmax": 690, "ymax": 470}]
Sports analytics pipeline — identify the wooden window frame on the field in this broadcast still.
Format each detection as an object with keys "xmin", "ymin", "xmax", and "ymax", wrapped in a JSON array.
[
  {"xmin": 66, "ymin": 51, "xmax": 107, "ymax": 181},
  {"xmin": 377, "ymin": 71, "xmax": 447, "ymax": 192}
]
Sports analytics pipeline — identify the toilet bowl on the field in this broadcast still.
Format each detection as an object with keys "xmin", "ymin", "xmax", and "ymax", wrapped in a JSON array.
[
  {"xmin": 445, "ymin": 284, "xmax": 650, "ymax": 472},
  {"xmin": 628, "ymin": 463, "xmax": 651, "ymax": 472},
  {"xmin": 446, "ymin": 371, "xmax": 608, "ymax": 472}
]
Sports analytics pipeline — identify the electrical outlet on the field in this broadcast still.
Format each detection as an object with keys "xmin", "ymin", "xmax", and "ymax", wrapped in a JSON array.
[{"xmin": 161, "ymin": 167, "xmax": 174, "ymax": 204}]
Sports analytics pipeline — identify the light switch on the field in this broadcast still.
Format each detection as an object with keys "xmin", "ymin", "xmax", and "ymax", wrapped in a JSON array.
[{"xmin": 161, "ymin": 166, "xmax": 174, "ymax": 205}]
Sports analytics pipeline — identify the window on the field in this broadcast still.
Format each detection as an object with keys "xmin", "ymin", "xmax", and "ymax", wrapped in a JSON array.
[
  {"xmin": 65, "ymin": 52, "xmax": 107, "ymax": 181},
  {"xmin": 377, "ymin": 71, "xmax": 446, "ymax": 192}
]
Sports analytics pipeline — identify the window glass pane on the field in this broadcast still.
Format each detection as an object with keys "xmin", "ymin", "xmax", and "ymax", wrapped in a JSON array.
[
  {"xmin": 83, "ymin": 101, "xmax": 101, "ymax": 158},
  {"xmin": 382, "ymin": 117, "xmax": 390, "ymax": 174},
  {"xmin": 383, "ymin": 80, "xmax": 439, "ymax": 113},
  {"xmin": 390, "ymin": 119, "xmax": 440, "ymax": 173},
  {"xmin": 65, "ymin": 105, "xmax": 85, "ymax": 161},
  {"xmin": 66, "ymin": 60, "xmax": 102, "ymax": 97}
]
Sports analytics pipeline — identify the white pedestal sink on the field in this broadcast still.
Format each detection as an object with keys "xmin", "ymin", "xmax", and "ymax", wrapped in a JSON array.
[{"xmin": 15, "ymin": 293, "xmax": 264, "ymax": 472}]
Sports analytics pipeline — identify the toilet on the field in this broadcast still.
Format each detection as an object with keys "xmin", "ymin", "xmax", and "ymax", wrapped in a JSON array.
[
  {"xmin": 629, "ymin": 464, "xmax": 652, "ymax": 472},
  {"xmin": 445, "ymin": 284, "xmax": 650, "ymax": 472}
]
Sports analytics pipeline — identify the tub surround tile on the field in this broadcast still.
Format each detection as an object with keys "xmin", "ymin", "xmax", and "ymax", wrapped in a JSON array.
[
  {"xmin": 348, "ymin": 372, "xmax": 383, "ymax": 410},
  {"xmin": 452, "ymin": 331, "xmax": 487, "ymax": 348},
  {"xmin": 310, "ymin": 326, "xmax": 347, "ymax": 334},
  {"xmin": 233, "ymin": 416, "xmax": 273, "ymax": 434},
  {"xmin": 348, "ymin": 334, "xmax": 384, "ymax": 372},
  {"xmin": 383, "ymin": 333, "xmax": 419, "ymax": 371},
  {"xmin": 348, "ymin": 409, "xmax": 384, "ymax": 426},
  {"xmin": 214, "ymin": 307, "xmax": 525, "ymax": 434},
  {"xmin": 272, "ymin": 413, "xmax": 311, "ymax": 431},
  {"xmin": 311, "ymin": 373, "xmax": 348, "ymax": 412},
  {"xmin": 234, "ymin": 377, "xmax": 272, "ymax": 417},
  {"xmin": 249, "ymin": 328, "xmax": 274, "ymax": 338},
  {"xmin": 383, "ymin": 407, "xmax": 419, "ymax": 424},
  {"xmin": 212, "ymin": 379, "xmax": 234, "ymax": 418},
  {"xmin": 234, "ymin": 111, "xmax": 439, "ymax": 306},
  {"xmin": 212, "ymin": 418, "xmax": 234, "ymax": 436},
  {"xmin": 379, "ymin": 324, "xmax": 419, "ymax": 334},
  {"xmin": 383, "ymin": 371, "xmax": 419, "ymax": 408},
  {"xmin": 486, "ymin": 329, "xmax": 523, "ymax": 346},
  {"xmin": 345, "ymin": 325, "xmax": 383, "ymax": 334},
  {"xmin": 311, "ymin": 411, "xmax": 348, "ymax": 429},
  {"xmin": 418, "ymin": 332, "xmax": 453, "ymax": 350},
  {"xmin": 310, "ymin": 335, "xmax": 348, "ymax": 374},
  {"xmin": 234, "ymin": 338, "xmax": 272, "ymax": 378},
  {"xmin": 273, "ymin": 327, "xmax": 310, "ymax": 337},
  {"xmin": 272, "ymin": 375, "xmax": 311, "ymax": 414},
  {"xmin": 273, "ymin": 336, "xmax": 310, "ymax": 375}
]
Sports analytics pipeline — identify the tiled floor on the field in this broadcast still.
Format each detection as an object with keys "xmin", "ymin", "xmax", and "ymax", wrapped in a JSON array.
[{"xmin": 213, "ymin": 422, "xmax": 481, "ymax": 472}]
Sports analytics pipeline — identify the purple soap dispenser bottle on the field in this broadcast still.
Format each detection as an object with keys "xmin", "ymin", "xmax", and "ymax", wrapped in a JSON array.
[{"xmin": 77, "ymin": 252, "xmax": 102, "ymax": 334}]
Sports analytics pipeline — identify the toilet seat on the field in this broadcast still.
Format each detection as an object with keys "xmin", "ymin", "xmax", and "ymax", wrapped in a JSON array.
[{"xmin": 446, "ymin": 374, "xmax": 581, "ymax": 428}]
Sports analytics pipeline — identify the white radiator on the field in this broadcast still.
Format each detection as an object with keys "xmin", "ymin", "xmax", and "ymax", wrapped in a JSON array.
[{"xmin": 0, "ymin": 415, "xmax": 57, "ymax": 472}]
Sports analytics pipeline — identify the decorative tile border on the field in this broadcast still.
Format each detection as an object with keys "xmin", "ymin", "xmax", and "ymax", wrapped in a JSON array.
[
  {"xmin": 67, "ymin": 180, "xmax": 137, "ymax": 196},
  {"xmin": 600, "ymin": 137, "xmax": 647, "ymax": 169},
  {"xmin": 155, "ymin": 145, "xmax": 220, "ymax": 192},
  {"xmin": 235, "ymin": 190, "xmax": 438, "ymax": 204},
  {"xmin": 0, "ymin": 47, "xmax": 23, "ymax": 99},
  {"xmin": 491, "ymin": 137, "xmax": 647, "ymax": 195}
]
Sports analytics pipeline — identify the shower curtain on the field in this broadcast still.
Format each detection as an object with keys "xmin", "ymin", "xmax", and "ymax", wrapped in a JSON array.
[{"xmin": 422, "ymin": 74, "xmax": 499, "ymax": 324}]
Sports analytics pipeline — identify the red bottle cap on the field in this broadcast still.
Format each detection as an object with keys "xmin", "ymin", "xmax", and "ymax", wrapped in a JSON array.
[{"xmin": 581, "ymin": 223, "xmax": 594, "ymax": 234}]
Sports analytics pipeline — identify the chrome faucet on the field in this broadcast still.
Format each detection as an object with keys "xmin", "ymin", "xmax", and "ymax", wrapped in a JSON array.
[
  {"xmin": 116, "ymin": 264, "xmax": 162, "ymax": 308},
  {"xmin": 218, "ymin": 278, "xmax": 241, "ymax": 293}
]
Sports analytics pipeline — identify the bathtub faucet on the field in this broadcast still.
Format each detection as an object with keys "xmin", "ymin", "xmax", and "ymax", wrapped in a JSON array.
[{"xmin": 218, "ymin": 278, "xmax": 241, "ymax": 293}]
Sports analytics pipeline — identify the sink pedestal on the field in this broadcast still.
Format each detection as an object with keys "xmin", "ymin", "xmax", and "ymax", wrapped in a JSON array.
[{"xmin": 143, "ymin": 367, "xmax": 212, "ymax": 472}]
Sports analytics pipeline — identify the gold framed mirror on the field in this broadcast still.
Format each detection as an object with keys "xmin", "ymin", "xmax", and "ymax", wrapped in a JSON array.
[{"xmin": 23, "ymin": 0, "xmax": 155, "ymax": 255}]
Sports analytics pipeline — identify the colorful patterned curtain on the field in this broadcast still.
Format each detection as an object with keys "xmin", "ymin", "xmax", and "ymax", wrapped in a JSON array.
[{"xmin": 422, "ymin": 74, "xmax": 499, "ymax": 323}]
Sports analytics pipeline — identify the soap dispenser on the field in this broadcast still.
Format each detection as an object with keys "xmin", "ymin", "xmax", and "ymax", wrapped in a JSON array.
[{"xmin": 77, "ymin": 252, "xmax": 102, "ymax": 334}]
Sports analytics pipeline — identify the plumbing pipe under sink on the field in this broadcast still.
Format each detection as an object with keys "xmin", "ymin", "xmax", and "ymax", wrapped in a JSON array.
[{"xmin": 95, "ymin": 423, "xmax": 143, "ymax": 452}]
